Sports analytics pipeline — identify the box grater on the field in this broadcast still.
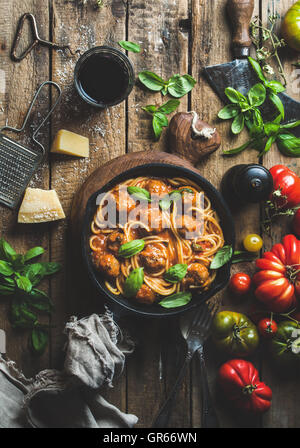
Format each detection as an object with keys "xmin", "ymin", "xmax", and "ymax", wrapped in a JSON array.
[{"xmin": 0, "ymin": 81, "xmax": 62, "ymax": 209}]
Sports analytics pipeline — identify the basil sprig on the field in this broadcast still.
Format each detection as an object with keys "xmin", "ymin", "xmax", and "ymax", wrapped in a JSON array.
[
  {"xmin": 124, "ymin": 268, "xmax": 144, "ymax": 298},
  {"xmin": 127, "ymin": 186, "xmax": 151, "ymax": 202},
  {"xmin": 159, "ymin": 292, "xmax": 192, "ymax": 309},
  {"xmin": 118, "ymin": 240, "xmax": 145, "ymax": 258},
  {"xmin": 118, "ymin": 40, "xmax": 141, "ymax": 53},
  {"xmin": 220, "ymin": 56, "xmax": 300, "ymax": 157},
  {"xmin": 138, "ymin": 71, "xmax": 196, "ymax": 98},
  {"xmin": 142, "ymin": 100, "xmax": 180, "ymax": 140},
  {"xmin": 0, "ymin": 238, "xmax": 60, "ymax": 355},
  {"xmin": 164, "ymin": 264, "xmax": 188, "ymax": 284}
]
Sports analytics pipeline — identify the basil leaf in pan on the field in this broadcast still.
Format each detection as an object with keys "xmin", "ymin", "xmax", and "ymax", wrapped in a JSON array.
[
  {"xmin": 210, "ymin": 245, "xmax": 233, "ymax": 270},
  {"xmin": 159, "ymin": 292, "xmax": 192, "ymax": 309},
  {"xmin": 118, "ymin": 240, "xmax": 145, "ymax": 258},
  {"xmin": 124, "ymin": 268, "xmax": 144, "ymax": 298},
  {"xmin": 127, "ymin": 186, "xmax": 151, "ymax": 202},
  {"xmin": 164, "ymin": 264, "xmax": 188, "ymax": 284}
]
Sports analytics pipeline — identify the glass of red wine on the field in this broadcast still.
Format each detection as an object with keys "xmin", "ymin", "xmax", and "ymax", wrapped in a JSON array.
[{"xmin": 74, "ymin": 46, "xmax": 135, "ymax": 108}]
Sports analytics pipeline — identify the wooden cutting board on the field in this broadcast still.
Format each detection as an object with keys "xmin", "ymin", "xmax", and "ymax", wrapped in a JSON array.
[{"xmin": 70, "ymin": 150, "xmax": 201, "ymax": 238}]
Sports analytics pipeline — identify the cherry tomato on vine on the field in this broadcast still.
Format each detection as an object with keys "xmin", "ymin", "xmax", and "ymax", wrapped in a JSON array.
[
  {"xmin": 258, "ymin": 318, "xmax": 278, "ymax": 339},
  {"xmin": 243, "ymin": 234, "xmax": 263, "ymax": 253},
  {"xmin": 230, "ymin": 273, "xmax": 251, "ymax": 295}
]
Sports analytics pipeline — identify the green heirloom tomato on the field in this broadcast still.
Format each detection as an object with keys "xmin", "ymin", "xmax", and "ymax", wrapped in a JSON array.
[
  {"xmin": 282, "ymin": 1, "xmax": 300, "ymax": 52},
  {"xmin": 212, "ymin": 311, "xmax": 259, "ymax": 357},
  {"xmin": 271, "ymin": 320, "xmax": 300, "ymax": 366}
]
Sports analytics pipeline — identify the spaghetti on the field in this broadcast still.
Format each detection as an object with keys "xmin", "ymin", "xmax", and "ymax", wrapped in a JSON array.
[{"xmin": 90, "ymin": 177, "xmax": 225, "ymax": 305}]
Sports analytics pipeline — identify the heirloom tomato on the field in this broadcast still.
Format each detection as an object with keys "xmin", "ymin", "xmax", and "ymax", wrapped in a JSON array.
[
  {"xmin": 271, "ymin": 321, "xmax": 300, "ymax": 366},
  {"xmin": 253, "ymin": 234, "xmax": 300, "ymax": 312},
  {"xmin": 282, "ymin": 1, "xmax": 300, "ymax": 52},
  {"xmin": 258, "ymin": 318, "xmax": 278, "ymax": 339},
  {"xmin": 269, "ymin": 165, "xmax": 300, "ymax": 210},
  {"xmin": 229, "ymin": 273, "xmax": 251, "ymax": 295},
  {"xmin": 212, "ymin": 311, "xmax": 259, "ymax": 357},
  {"xmin": 219, "ymin": 359, "xmax": 272, "ymax": 414}
]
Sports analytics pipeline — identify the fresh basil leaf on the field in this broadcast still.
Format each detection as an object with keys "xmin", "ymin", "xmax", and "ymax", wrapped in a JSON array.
[
  {"xmin": 118, "ymin": 40, "xmax": 141, "ymax": 53},
  {"xmin": 0, "ymin": 238, "xmax": 16, "ymax": 262},
  {"xmin": 0, "ymin": 260, "xmax": 14, "ymax": 276},
  {"xmin": 264, "ymin": 122, "xmax": 280, "ymax": 137},
  {"xmin": 31, "ymin": 327, "xmax": 49, "ymax": 356},
  {"xmin": 11, "ymin": 254, "xmax": 25, "ymax": 271},
  {"xmin": 25, "ymin": 263, "xmax": 45, "ymax": 286},
  {"xmin": 210, "ymin": 245, "xmax": 233, "ymax": 269},
  {"xmin": 225, "ymin": 87, "xmax": 246, "ymax": 104},
  {"xmin": 167, "ymin": 74, "xmax": 196, "ymax": 98},
  {"xmin": 11, "ymin": 298, "xmax": 37, "ymax": 328},
  {"xmin": 124, "ymin": 268, "xmax": 144, "ymax": 298},
  {"xmin": 16, "ymin": 276, "xmax": 32, "ymax": 293},
  {"xmin": 158, "ymin": 99, "xmax": 180, "ymax": 115},
  {"xmin": 118, "ymin": 240, "xmax": 145, "ymax": 258},
  {"xmin": 40, "ymin": 262, "xmax": 61, "ymax": 276},
  {"xmin": 152, "ymin": 115, "xmax": 164, "ymax": 140},
  {"xmin": 223, "ymin": 139, "xmax": 255, "ymax": 156},
  {"xmin": 154, "ymin": 112, "xmax": 169, "ymax": 127},
  {"xmin": 142, "ymin": 105, "xmax": 157, "ymax": 114},
  {"xmin": 127, "ymin": 186, "xmax": 151, "ymax": 202},
  {"xmin": 27, "ymin": 289, "xmax": 53, "ymax": 313},
  {"xmin": 248, "ymin": 57, "xmax": 266, "ymax": 83},
  {"xmin": 169, "ymin": 190, "xmax": 182, "ymax": 202},
  {"xmin": 269, "ymin": 92, "xmax": 285, "ymax": 119},
  {"xmin": 281, "ymin": 120, "xmax": 300, "ymax": 130},
  {"xmin": 0, "ymin": 277, "xmax": 15, "ymax": 295},
  {"xmin": 138, "ymin": 71, "xmax": 165, "ymax": 91},
  {"xmin": 159, "ymin": 197, "xmax": 172, "ymax": 211},
  {"xmin": 164, "ymin": 264, "xmax": 188, "ymax": 283},
  {"xmin": 248, "ymin": 83, "xmax": 266, "ymax": 106},
  {"xmin": 231, "ymin": 113, "xmax": 245, "ymax": 134},
  {"xmin": 277, "ymin": 132, "xmax": 300, "ymax": 157},
  {"xmin": 259, "ymin": 135, "xmax": 276, "ymax": 156},
  {"xmin": 159, "ymin": 292, "xmax": 192, "ymax": 309},
  {"xmin": 218, "ymin": 104, "xmax": 240, "ymax": 119},
  {"xmin": 24, "ymin": 247, "xmax": 44, "ymax": 262},
  {"xmin": 266, "ymin": 80, "xmax": 285, "ymax": 94}
]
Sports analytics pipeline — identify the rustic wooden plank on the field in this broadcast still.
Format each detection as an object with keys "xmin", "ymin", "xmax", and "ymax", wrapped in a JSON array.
[
  {"xmin": 50, "ymin": 0, "xmax": 127, "ymax": 412},
  {"xmin": 125, "ymin": 0, "xmax": 191, "ymax": 428},
  {"xmin": 261, "ymin": 0, "xmax": 300, "ymax": 429},
  {"xmin": 190, "ymin": 0, "xmax": 262, "ymax": 428},
  {"xmin": 0, "ymin": 0, "xmax": 51, "ymax": 377}
]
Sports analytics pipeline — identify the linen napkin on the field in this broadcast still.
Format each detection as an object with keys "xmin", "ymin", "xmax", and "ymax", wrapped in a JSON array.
[{"xmin": 0, "ymin": 310, "xmax": 138, "ymax": 428}]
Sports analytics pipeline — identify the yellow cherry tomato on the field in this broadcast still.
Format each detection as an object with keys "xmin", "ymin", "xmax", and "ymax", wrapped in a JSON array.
[{"xmin": 243, "ymin": 234, "xmax": 263, "ymax": 253}]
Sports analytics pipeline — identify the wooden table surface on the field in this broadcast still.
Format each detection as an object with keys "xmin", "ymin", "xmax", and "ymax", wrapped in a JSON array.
[{"xmin": 0, "ymin": 0, "xmax": 299, "ymax": 429}]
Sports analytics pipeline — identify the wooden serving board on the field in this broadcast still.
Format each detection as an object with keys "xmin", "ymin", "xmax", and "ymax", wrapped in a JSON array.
[{"xmin": 70, "ymin": 150, "xmax": 202, "ymax": 238}]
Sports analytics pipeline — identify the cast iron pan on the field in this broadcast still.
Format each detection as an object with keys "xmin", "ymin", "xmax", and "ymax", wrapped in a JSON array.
[{"xmin": 81, "ymin": 163, "xmax": 235, "ymax": 318}]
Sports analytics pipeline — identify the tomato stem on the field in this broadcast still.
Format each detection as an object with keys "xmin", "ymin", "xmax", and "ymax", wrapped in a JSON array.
[{"xmin": 242, "ymin": 384, "xmax": 257, "ymax": 395}]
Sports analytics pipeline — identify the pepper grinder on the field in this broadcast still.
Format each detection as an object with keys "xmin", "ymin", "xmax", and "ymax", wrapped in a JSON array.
[{"xmin": 221, "ymin": 164, "xmax": 273, "ymax": 211}]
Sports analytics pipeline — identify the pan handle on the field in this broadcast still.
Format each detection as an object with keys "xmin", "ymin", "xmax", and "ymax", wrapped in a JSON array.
[{"xmin": 227, "ymin": 0, "xmax": 254, "ymax": 59}]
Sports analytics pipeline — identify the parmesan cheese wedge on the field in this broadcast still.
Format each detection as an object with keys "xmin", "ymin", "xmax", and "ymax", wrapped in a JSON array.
[
  {"xmin": 51, "ymin": 129, "xmax": 89, "ymax": 158},
  {"xmin": 18, "ymin": 188, "xmax": 65, "ymax": 224}
]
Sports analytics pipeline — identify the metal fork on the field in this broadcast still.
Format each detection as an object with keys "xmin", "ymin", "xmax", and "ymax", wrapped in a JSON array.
[{"xmin": 152, "ymin": 302, "xmax": 219, "ymax": 428}]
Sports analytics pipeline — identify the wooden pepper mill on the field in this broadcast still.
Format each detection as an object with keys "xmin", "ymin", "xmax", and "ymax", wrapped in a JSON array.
[{"xmin": 169, "ymin": 112, "xmax": 221, "ymax": 164}]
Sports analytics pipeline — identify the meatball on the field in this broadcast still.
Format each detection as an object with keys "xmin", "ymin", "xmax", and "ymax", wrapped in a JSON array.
[
  {"xmin": 135, "ymin": 284, "xmax": 156, "ymax": 305},
  {"xmin": 145, "ymin": 179, "xmax": 170, "ymax": 197},
  {"xmin": 183, "ymin": 263, "xmax": 209, "ymax": 288},
  {"xmin": 112, "ymin": 187, "xmax": 136, "ymax": 213},
  {"xmin": 92, "ymin": 251, "xmax": 120, "ymax": 278},
  {"xmin": 176, "ymin": 215, "xmax": 200, "ymax": 239},
  {"xmin": 106, "ymin": 230, "xmax": 125, "ymax": 255},
  {"xmin": 140, "ymin": 244, "xmax": 167, "ymax": 273}
]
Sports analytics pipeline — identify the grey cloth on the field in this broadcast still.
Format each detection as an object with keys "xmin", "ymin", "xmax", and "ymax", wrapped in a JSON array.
[{"xmin": 0, "ymin": 311, "xmax": 138, "ymax": 428}]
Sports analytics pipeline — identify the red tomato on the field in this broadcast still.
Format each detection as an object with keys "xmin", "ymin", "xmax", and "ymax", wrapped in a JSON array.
[
  {"xmin": 253, "ymin": 234, "xmax": 300, "ymax": 313},
  {"xmin": 293, "ymin": 209, "xmax": 300, "ymax": 238},
  {"xmin": 230, "ymin": 273, "xmax": 251, "ymax": 295},
  {"xmin": 258, "ymin": 318, "xmax": 278, "ymax": 339},
  {"xmin": 218, "ymin": 359, "xmax": 272, "ymax": 414},
  {"xmin": 270, "ymin": 165, "xmax": 300, "ymax": 210}
]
